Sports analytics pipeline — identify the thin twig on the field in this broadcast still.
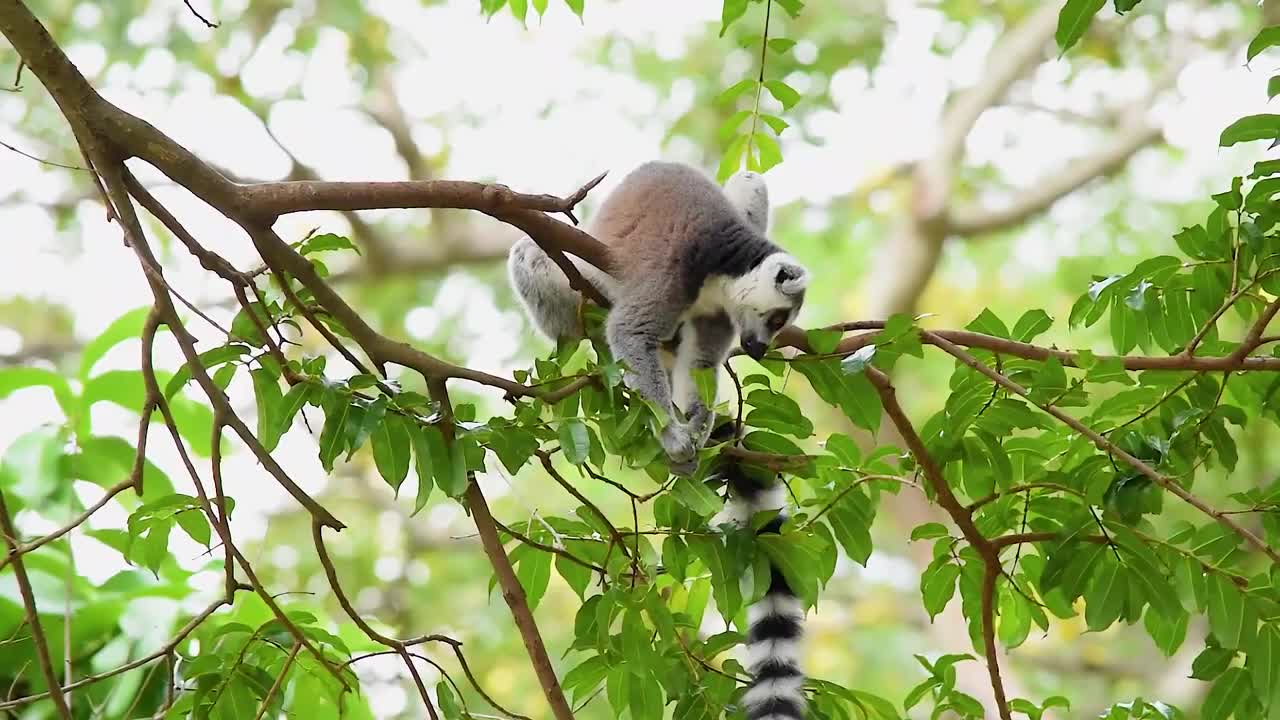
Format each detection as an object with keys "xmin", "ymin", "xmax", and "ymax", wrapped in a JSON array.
[{"xmin": 0, "ymin": 490, "xmax": 72, "ymax": 718}]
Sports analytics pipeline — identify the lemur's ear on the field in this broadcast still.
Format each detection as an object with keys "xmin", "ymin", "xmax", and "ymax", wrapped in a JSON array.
[{"xmin": 775, "ymin": 263, "xmax": 808, "ymax": 296}]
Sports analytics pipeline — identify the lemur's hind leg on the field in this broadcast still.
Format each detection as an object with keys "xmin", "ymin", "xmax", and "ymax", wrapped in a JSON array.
[{"xmin": 507, "ymin": 236, "xmax": 614, "ymax": 341}]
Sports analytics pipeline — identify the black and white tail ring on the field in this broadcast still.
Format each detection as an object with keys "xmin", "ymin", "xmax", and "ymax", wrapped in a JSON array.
[{"xmin": 714, "ymin": 460, "xmax": 806, "ymax": 720}]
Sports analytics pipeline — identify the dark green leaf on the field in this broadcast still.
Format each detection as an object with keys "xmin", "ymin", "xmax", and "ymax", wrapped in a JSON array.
[
  {"xmin": 1248, "ymin": 26, "xmax": 1280, "ymax": 62},
  {"xmin": 1202, "ymin": 667, "xmax": 1251, "ymax": 720},
  {"xmin": 559, "ymin": 419, "xmax": 590, "ymax": 465},
  {"xmin": 1220, "ymin": 114, "xmax": 1280, "ymax": 147},
  {"xmin": 372, "ymin": 414, "xmax": 412, "ymax": 494},
  {"xmin": 1056, "ymin": 0, "xmax": 1106, "ymax": 52}
]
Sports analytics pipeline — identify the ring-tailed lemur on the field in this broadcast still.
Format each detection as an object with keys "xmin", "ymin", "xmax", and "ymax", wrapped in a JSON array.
[
  {"xmin": 507, "ymin": 161, "xmax": 809, "ymax": 474},
  {"xmin": 709, "ymin": 425, "xmax": 807, "ymax": 720}
]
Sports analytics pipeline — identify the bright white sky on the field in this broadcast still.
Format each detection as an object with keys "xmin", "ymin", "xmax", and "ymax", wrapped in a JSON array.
[{"xmin": 0, "ymin": 0, "xmax": 1275, "ymax": 715}]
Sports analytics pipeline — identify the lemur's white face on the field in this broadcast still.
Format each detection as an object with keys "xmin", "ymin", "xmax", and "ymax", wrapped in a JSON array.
[{"xmin": 728, "ymin": 253, "xmax": 808, "ymax": 359}]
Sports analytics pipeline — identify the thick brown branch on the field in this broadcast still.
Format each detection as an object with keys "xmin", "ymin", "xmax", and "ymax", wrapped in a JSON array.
[
  {"xmin": 236, "ymin": 174, "xmax": 603, "ymax": 219},
  {"xmin": 429, "ymin": 381, "xmax": 575, "ymax": 720},
  {"xmin": 863, "ymin": 367, "xmax": 1012, "ymax": 720}
]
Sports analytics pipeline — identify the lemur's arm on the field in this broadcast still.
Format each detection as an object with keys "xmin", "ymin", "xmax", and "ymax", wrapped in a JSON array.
[
  {"xmin": 606, "ymin": 289, "xmax": 700, "ymax": 469},
  {"xmin": 671, "ymin": 312, "xmax": 737, "ymax": 447}
]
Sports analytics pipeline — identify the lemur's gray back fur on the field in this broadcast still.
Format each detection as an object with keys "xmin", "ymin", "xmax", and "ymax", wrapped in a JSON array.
[{"xmin": 508, "ymin": 161, "xmax": 807, "ymax": 474}]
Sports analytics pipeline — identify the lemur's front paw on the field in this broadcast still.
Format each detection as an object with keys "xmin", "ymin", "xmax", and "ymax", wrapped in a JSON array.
[
  {"xmin": 660, "ymin": 422, "xmax": 697, "ymax": 470},
  {"xmin": 686, "ymin": 402, "xmax": 715, "ymax": 447}
]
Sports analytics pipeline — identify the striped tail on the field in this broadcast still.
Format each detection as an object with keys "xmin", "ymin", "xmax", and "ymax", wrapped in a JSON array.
[{"xmin": 717, "ymin": 462, "xmax": 806, "ymax": 720}]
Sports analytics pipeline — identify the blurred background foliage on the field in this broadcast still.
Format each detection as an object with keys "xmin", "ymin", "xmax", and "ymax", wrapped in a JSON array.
[{"xmin": 2, "ymin": 0, "xmax": 1279, "ymax": 718}]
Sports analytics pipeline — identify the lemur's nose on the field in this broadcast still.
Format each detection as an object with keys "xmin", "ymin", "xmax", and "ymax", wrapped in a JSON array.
[{"xmin": 742, "ymin": 338, "xmax": 768, "ymax": 360}]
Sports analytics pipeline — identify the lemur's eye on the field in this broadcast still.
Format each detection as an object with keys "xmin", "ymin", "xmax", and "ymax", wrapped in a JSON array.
[{"xmin": 766, "ymin": 310, "xmax": 788, "ymax": 332}]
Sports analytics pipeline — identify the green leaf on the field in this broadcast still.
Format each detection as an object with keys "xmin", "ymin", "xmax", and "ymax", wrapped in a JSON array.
[
  {"xmin": 1110, "ymin": 301, "xmax": 1138, "ymax": 354},
  {"xmin": 412, "ymin": 425, "xmax": 447, "ymax": 511},
  {"xmin": 717, "ymin": 78, "xmax": 756, "ymax": 105},
  {"xmin": 921, "ymin": 561, "xmax": 960, "ymax": 620},
  {"xmin": 1251, "ymin": 623, "xmax": 1280, "ymax": 702},
  {"xmin": 806, "ymin": 329, "xmax": 842, "ymax": 354},
  {"xmin": 141, "ymin": 519, "xmax": 172, "ymax": 576},
  {"xmin": 0, "ymin": 367, "xmax": 74, "ymax": 415},
  {"xmin": 372, "ymin": 414, "xmax": 412, "ymax": 494},
  {"xmin": 1207, "ymin": 573, "xmax": 1246, "ymax": 649},
  {"xmin": 1202, "ymin": 667, "xmax": 1251, "ymax": 720},
  {"xmin": 718, "ymin": 109, "xmax": 752, "ymax": 142},
  {"xmin": 513, "ymin": 544, "xmax": 551, "ymax": 611},
  {"xmin": 165, "ymin": 345, "xmax": 248, "ymax": 400},
  {"xmin": 1250, "ymin": 159, "xmax": 1280, "ymax": 179},
  {"xmin": 564, "ymin": 0, "xmax": 584, "ymax": 19},
  {"xmin": 318, "ymin": 389, "xmax": 352, "ymax": 472},
  {"xmin": 436, "ymin": 681, "xmax": 461, "ymax": 718},
  {"xmin": 558, "ymin": 419, "xmax": 590, "ymax": 465},
  {"xmin": 251, "ymin": 368, "xmax": 283, "ymax": 452},
  {"xmin": 754, "ymin": 132, "xmax": 783, "ymax": 172},
  {"xmin": 673, "ymin": 477, "xmax": 722, "ymax": 517},
  {"xmin": 774, "ymin": 0, "xmax": 804, "ymax": 18},
  {"xmin": 759, "ymin": 113, "xmax": 789, "ymax": 135},
  {"xmin": 826, "ymin": 487, "xmax": 872, "ymax": 565},
  {"xmin": 441, "ymin": 436, "xmax": 471, "ymax": 498},
  {"xmin": 1, "ymin": 426, "xmax": 66, "ymax": 505},
  {"xmin": 758, "ymin": 534, "xmax": 821, "ymax": 606},
  {"xmin": 508, "ymin": 0, "xmax": 527, "ymax": 24},
  {"xmin": 717, "ymin": 133, "xmax": 750, "ymax": 183},
  {"xmin": 1056, "ymin": 0, "xmax": 1105, "ymax": 52},
  {"xmin": 79, "ymin": 306, "xmax": 151, "ymax": 380},
  {"xmin": 265, "ymin": 383, "xmax": 312, "ymax": 451},
  {"xmin": 720, "ymin": 0, "xmax": 748, "ymax": 36},
  {"xmin": 768, "ymin": 38, "xmax": 796, "ymax": 53},
  {"xmin": 174, "ymin": 508, "xmax": 211, "ymax": 547},
  {"xmin": 1192, "ymin": 646, "xmax": 1235, "ymax": 681},
  {"xmin": 1220, "ymin": 114, "xmax": 1280, "ymax": 147},
  {"xmin": 966, "ymin": 308, "xmax": 1010, "ymax": 338},
  {"xmin": 1011, "ymin": 309, "xmax": 1053, "ymax": 343},
  {"xmin": 910, "ymin": 523, "xmax": 950, "ymax": 541},
  {"xmin": 1084, "ymin": 558, "xmax": 1128, "ymax": 631},
  {"xmin": 1248, "ymin": 26, "xmax": 1280, "ymax": 62},
  {"xmin": 763, "ymin": 80, "xmax": 800, "ymax": 110}
]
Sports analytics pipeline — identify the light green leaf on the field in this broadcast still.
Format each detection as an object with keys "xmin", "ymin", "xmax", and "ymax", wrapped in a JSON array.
[
  {"xmin": 80, "ymin": 306, "xmax": 151, "ymax": 380},
  {"xmin": 719, "ymin": 0, "xmax": 748, "ymax": 36},
  {"xmin": 0, "ymin": 367, "xmax": 74, "ymax": 415},
  {"xmin": 763, "ymin": 80, "xmax": 800, "ymax": 110}
]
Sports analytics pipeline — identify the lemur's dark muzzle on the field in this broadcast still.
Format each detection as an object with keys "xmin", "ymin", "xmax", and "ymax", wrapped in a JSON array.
[{"xmin": 741, "ymin": 337, "xmax": 768, "ymax": 360}]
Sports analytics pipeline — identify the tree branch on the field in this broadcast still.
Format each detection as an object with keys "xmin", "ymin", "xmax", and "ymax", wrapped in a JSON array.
[
  {"xmin": 947, "ymin": 122, "xmax": 1162, "ymax": 236},
  {"xmin": 923, "ymin": 330, "xmax": 1280, "ymax": 564},
  {"xmin": 0, "ymin": 489, "xmax": 72, "ymax": 719},
  {"xmin": 429, "ymin": 381, "xmax": 576, "ymax": 720}
]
